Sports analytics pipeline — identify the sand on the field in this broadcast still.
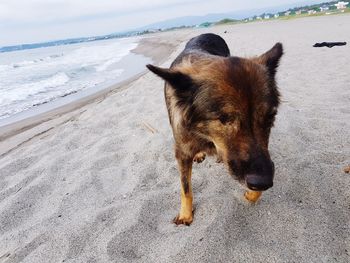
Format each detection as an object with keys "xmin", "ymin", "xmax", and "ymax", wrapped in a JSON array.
[{"xmin": 0, "ymin": 14, "xmax": 350, "ymax": 263}]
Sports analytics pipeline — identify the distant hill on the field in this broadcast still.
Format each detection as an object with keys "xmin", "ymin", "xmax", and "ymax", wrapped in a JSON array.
[
  {"xmin": 137, "ymin": 14, "xmax": 231, "ymax": 30},
  {"xmin": 137, "ymin": 0, "xmax": 322, "ymax": 30}
]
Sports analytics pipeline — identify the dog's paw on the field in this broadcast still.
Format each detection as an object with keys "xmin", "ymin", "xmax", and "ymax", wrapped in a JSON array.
[
  {"xmin": 193, "ymin": 152, "xmax": 206, "ymax": 163},
  {"xmin": 173, "ymin": 214, "xmax": 193, "ymax": 226}
]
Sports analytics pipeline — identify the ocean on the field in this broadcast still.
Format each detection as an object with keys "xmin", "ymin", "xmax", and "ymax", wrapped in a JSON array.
[{"xmin": 0, "ymin": 37, "xmax": 150, "ymax": 124}]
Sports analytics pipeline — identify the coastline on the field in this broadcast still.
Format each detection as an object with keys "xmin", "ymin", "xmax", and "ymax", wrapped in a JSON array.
[{"xmin": 0, "ymin": 32, "xmax": 190, "ymax": 156}]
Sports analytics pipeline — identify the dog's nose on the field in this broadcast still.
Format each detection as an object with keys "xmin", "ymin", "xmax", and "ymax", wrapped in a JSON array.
[{"xmin": 245, "ymin": 174, "xmax": 273, "ymax": 191}]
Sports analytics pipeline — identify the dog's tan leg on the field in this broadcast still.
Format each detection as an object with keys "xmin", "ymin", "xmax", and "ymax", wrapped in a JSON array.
[
  {"xmin": 173, "ymin": 157, "xmax": 193, "ymax": 226},
  {"xmin": 193, "ymin": 152, "xmax": 206, "ymax": 163}
]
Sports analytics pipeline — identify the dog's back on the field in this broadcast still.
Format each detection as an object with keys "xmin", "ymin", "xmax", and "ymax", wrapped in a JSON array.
[
  {"xmin": 184, "ymin": 33, "xmax": 230, "ymax": 57},
  {"xmin": 171, "ymin": 33, "xmax": 230, "ymax": 67}
]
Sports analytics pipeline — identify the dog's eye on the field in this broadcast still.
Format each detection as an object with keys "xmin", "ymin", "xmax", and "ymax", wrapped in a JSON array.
[
  {"xmin": 219, "ymin": 114, "xmax": 230, "ymax": 124},
  {"xmin": 218, "ymin": 112, "xmax": 241, "ymax": 126}
]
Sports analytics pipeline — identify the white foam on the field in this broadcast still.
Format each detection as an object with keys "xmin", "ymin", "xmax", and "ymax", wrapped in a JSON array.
[
  {"xmin": 95, "ymin": 57, "xmax": 123, "ymax": 72},
  {"xmin": 0, "ymin": 72, "xmax": 70, "ymax": 104},
  {"xmin": 0, "ymin": 38, "xmax": 139, "ymax": 120},
  {"xmin": 13, "ymin": 60, "xmax": 36, "ymax": 68},
  {"xmin": 0, "ymin": 64, "xmax": 13, "ymax": 72}
]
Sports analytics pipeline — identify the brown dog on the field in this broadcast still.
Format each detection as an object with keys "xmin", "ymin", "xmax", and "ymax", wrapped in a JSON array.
[{"xmin": 147, "ymin": 33, "xmax": 283, "ymax": 225}]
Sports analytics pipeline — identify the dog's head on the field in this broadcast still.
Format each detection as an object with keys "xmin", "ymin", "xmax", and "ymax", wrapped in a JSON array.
[{"xmin": 147, "ymin": 43, "xmax": 283, "ymax": 191}]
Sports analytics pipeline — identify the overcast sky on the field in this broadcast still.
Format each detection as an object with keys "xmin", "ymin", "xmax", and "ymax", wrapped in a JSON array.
[{"xmin": 0, "ymin": 0, "xmax": 319, "ymax": 46}]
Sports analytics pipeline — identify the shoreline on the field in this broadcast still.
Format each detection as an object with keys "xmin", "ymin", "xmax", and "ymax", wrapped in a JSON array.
[
  {"xmin": 0, "ymin": 33, "xmax": 186, "ymax": 156},
  {"xmin": 0, "ymin": 52, "xmax": 151, "ymax": 128}
]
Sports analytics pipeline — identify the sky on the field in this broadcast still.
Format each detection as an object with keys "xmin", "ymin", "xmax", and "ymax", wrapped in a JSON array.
[{"xmin": 0, "ymin": 0, "xmax": 321, "ymax": 46}]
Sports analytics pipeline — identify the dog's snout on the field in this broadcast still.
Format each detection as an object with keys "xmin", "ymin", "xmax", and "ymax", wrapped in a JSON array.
[{"xmin": 245, "ymin": 174, "xmax": 273, "ymax": 191}]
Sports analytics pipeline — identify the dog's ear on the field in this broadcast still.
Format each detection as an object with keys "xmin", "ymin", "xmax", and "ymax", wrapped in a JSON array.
[
  {"xmin": 146, "ymin": 64, "xmax": 193, "ymax": 91},
  {"xmin": 258, "ymin": 43, "xmax": 283, "ymax": 78}
]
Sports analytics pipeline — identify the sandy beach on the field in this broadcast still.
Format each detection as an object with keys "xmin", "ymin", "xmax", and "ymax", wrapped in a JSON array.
[{"xmin": 0, "ymin": 14, "xmax": 350, "ymax": 263}]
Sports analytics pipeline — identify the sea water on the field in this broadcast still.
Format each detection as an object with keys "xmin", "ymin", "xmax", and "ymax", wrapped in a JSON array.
[{"xmin": 0, "ymin": 37, "xmax": 149, "ymax": 122}]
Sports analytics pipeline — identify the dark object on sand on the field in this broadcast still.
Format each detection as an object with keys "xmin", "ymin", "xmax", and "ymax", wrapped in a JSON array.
[
  {"xmin": 313, "ymin": 42, "xmax": 347, "ymax": 48},
  {"xmin": 224, "ymin": 31, "xmax": 227, "ymax": 33}
]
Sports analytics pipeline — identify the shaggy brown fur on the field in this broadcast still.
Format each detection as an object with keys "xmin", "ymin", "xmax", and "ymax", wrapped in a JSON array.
[{"xmin": 147, "ymin": 33, "xmax": 283, "ymax": 225}]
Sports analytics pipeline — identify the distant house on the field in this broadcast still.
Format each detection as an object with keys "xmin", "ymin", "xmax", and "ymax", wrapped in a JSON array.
[
  {"xmin": 335, "ymin": 1, "xmax": 349, "ymax": 9},
  {"xmin": 308, "ymin": 10, "xmax": 317, "ymax": 15},
  {"xmin": 285, "ymin": 11, "xmax": 291, "ymax": 16},
  {"xmin": 320, "ymin": 6, "xmax": 329, "ymax": 12},
  {"xmin": 264, "ymin": 15, "xmax": 270, "ymax": 19},
  {"xmin": 249, "ymin": 17, "xmax": 254, "ymax": 21},
  {"xmin": 256, "ymin": 16, "xmax": 262, "ymax": 20},
  {"xmin": 274, "ymin": 13, "xmax": 280, "ymax": 18},
  {"xmin": 295, "ymin": 10, "xmax": 302, "ymax": 15}
]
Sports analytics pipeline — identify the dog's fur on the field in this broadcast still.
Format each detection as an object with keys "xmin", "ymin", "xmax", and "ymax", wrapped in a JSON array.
[{"xmin": 147, "ymin": 33, "xmax": 283, "ymax": 225}]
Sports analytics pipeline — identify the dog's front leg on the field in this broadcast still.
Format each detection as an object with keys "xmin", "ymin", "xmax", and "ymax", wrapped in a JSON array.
[{"xmin": 173, "ymin": 154, "xmax": 193, "ymax": 226}]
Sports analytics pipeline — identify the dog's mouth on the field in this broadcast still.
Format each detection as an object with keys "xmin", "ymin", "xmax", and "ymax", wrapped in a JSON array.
[
  {"xmin": 235, "ymin": 178, "xmax": 270, "ymax": 191},
  {"xmin": 228, "ymin": 169, "xmax": 244, "ymax": 182},
  {"xmin": 245, "ymin": 182, "xmax": 272, "ymax": 191},
  {"xmin": 226, "ymin": 162, "xmax": 273, "ymax": 191},
  {"xmin": 229, "ymin": 171, "xmax": 273, "ymax": 191},
  {"xmin": 227, "ymin": 158, "xmax": 275, "ymax": 191},
  {"xmin": 244, "ymin": 174, "xmax": 273, "ymax": 191}
]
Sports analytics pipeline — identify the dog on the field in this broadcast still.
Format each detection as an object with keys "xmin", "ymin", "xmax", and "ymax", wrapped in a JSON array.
[{"xmin": 147, "ymin": 33, "xmax": 283, "ymax": 225}]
